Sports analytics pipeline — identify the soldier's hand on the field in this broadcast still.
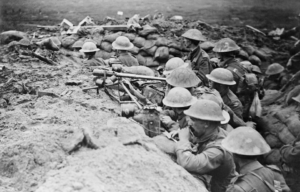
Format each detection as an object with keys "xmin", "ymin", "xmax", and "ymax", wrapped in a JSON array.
[
  {"xmin": 178, "ymin": 127, "xmax": 190, "ymax": 142},
  {"xmin": 169, "ymin": 129, "xmax": 179, "ymax": 137},
  {"xmin": 161, "ymin": 116, "xmax": 173, "ymax": 125}
]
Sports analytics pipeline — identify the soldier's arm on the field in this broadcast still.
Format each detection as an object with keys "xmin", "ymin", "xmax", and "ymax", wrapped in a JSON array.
[
  {"xmin": 175, "ymin": 141, "xmax": 224, "ymax": 174},
  {"xmin": 279, "ymin": 142, "xmax": 300, "ymax": 164},
  {"xmin": 224, "ymin": 104, "xmax": 246, "ymax": 128},
  {"xmin": 226, "ymin": 185, "xmax": 245, "ymax": 192}
]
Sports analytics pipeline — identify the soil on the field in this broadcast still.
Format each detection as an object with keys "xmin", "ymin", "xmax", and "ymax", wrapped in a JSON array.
[{"xmin": 0, "ymin": 0, "xmax": 300, "ymax": 191}]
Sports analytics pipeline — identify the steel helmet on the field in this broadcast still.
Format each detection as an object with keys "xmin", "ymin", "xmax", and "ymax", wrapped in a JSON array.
[
  {"xmin": 181, "ymin": 29, "xmax": 206, "ymax": 42},
  {"xmin": 206, "ymin": 68, "xmax": 236, "ymax": 85},
  {"xmin": 18, "ymin": 38, "xmax": 30, "ymax": 46},
  {"xmin": 72, "ymin": 40, "xmax": 84, "ymax": 48},
  {"xmin": 80, "ymin": 42, "xmax": 99, "ymax": 53},
  {"xmin": 198, "ymin": 92, "xmax": 230, "ymax": 124},
  {"xmin": 166, "ymin": 67, "xmax": 201, "ymax": 88},
  {"xmin": 251, "ymin": 65, "xmax": 262, "ymax": 74},
  {"xmin": 265, "ymin": 63, "xmax": 284, "ymax": 75},
  {"xmin": 163, "ymin": 87, "xmax": 197, "ymax": 108},
  {"xmin": 184, "ymin": 100, "xmax": 225, "ymax": 122},
  {"xmin": 163, "ymin": 57, "xmax": 188, "ymax": 76},
  {"xmin": 222, "ymin": 126, "xmax": 271, "ymax": 156},
  {"xmin": 50, "ymin": 37, "xmax": 61, "ymax": 48},
  {"xmin": 112, "ymin": 36, "xmax": 134, "ymax": 50},
  {"xmin": 213, "ymin": 38, "xmax": 240, "ymax": 53}
]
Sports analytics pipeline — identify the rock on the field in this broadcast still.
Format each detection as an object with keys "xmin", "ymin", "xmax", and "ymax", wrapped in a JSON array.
[{"xmin": 60, "ymin": 128, "xmax": 85, "ymax": 153}]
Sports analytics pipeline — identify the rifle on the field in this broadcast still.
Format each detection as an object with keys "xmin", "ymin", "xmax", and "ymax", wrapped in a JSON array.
[{"xmin": 92, "ymin": 69, "xmax": 166, "ymax": 81}]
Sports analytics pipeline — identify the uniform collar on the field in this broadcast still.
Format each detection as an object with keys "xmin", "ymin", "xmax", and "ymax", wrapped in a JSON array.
[{"xmin": 239, "ymin": 160, "xmax": 264, "ymax": 175}]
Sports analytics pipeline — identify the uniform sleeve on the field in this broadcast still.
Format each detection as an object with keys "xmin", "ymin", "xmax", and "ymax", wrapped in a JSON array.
[
  {"xmin": 273, "ymin": 171, "xmax": 291, "ymax": 192},
  {"xmin": 175, "ymin": 141, "xmax": 224, "ymax": 175},
  {"xmin": 230, "ymin": 100, "xmax": 244, "ymax": 119},
  {"xmin": 224, "ymin": 104, "xmax": 246, "ymax": 128},
  {"xmin": 280, "ymin": 143, "xmax": 300, "ymax": 164},
  {"xmin": 226, "ymin": 185, "xmax": 245, "ymax": 192},
  {"xmin": 160, "ymin": 110, "xmax": 178, "ymax": 130}
]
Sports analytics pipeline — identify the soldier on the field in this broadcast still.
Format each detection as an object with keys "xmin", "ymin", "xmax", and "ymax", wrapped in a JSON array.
[
  {"xmin": 162, "ymin": 57, "xmax": 189, "ymax": 77},
  {"xmin": 111, "ymin": 36, "xmax": 139, "ymax": 67},
  {"xmin": 206, "ymin": 68, "xmax": 244, "ymax": 119},
  {"xmin": 223, "ymin": 127, "xmax": 290, "ymax": 192},
  {"xmin": 279, "ymin": 134, "xmax": 300, "ymax": 192},
  {"xmin": 80, "ymin": 42, "xmax": 107, "ymax": 66},
  {"xmin": 161, "ymin": 87, "xmax": 197, "ymax": 131},
  {"xmin": 175, "ymin": 100, "xmax": 236, "ymax": 192},
  {"xmin": 72, "ymin": 40, "xmax": 84, "ymax": 52},
  {"xmin": 264, "ymin": 63, "xmax": 291, "ymax": 90},
  {"xmin": 213, "ymin": 38, "xmax": 246, "ymax": 94},
  {"xmin": 166, "ymin": 67, "xmax": 201, "ymax": 94},
  {"xmin": 182, "ymin": 29, "xmax": 212, "ymax": 86}
]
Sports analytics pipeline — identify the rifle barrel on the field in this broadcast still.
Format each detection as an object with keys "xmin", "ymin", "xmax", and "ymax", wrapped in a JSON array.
[{"xmin": 93, "ymin": 69, "xmax": 166, "ymax": 81}]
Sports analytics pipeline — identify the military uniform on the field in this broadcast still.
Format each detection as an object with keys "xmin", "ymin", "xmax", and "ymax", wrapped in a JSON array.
[
  {"xmin": 83, "ymin": 56, "xmax": 107, "ymax": 66},
  {"xmin": 221, "ymin": 89, "xmax": 244, "ymax": 119},
  {"xmin": 175, "ymin": 128, "xmax": 235, "ymax": 192},
  {"xmin": 117, "ymin": 52, "xmax": 139, "ymax": 67},
  {"xmin": 186, "ymin": 46, "xmax": 212, "ymax": 86},
  {"xmin": 220, "ymin": 58, "xmax": 246, "ymax": 94},
  {"xmin": 227, "ymin": 161, "xmax": 290, "ymax": 192},
  {"xmin": 280, "ymin": 141, "xmax": 300, "ymax": 192},
  {"xmin": 264, "ymin": 72, "xmax": 291, "ymax": 90}
]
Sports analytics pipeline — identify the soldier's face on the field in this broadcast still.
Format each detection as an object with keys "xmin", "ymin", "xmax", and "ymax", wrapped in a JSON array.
[
  {"xmin": 173, "ymin": 108, "xmax": 185, "ymax": 115},
  {"xmin": 188, "ymin": 117, "xmax": 207, "ymax": 139},
  {"xmin": 183, "ymin": 38, "xmax": 192, "ymax": 48}
]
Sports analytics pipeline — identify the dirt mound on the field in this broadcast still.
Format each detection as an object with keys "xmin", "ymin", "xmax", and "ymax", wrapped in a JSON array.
[{"xmin": 36, "ymin": 120, "xmax": 207, "ymax": 192}]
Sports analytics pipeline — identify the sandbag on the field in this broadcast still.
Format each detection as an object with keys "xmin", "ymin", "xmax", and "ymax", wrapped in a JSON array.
[
  {"xmin": 133, "ymin": 37, "xmax": 146, "ymax": 48},
  {"xmin": 91, "ymin": 26, "xmax": 104, "ymax": 35},
  {"xmin": 139, "ymin": 50, "xmax": 150, "ymax": 57},
  {"xmin": 144, "ymin": 57, "xmax": 158, "ymax": 67},
  {"xmin": 168, "ymin": 41, "xmax": 183, "ymax": 51},
  {"xmin": 0, "ymin": 30, "xmax": 28, "ymax": 44},
  {"xmin": 123, "ymin": 33, "xmax": 136, "ymax": 41},
  {"xmin": 137, "ymin": 54, "xmax": 146, "ymax": 66},
  {"xmin": 103, "ymin": 32, "xmax": 123, "ymax": 43},
  {"xmin": 100, "ymin": 41, "xmax": 113, "ymax": 52},
  {"xmin": 286, "ymin": 114, "xmax": 300, "ymax": 137},
  {"xmin": 249, "ymin": 92, "xmax": 262, "ymax": 118},
  {"xmin": 92, "ymin": 34, "xmax": 103, "ymax": 47},
  {"xmin": 143, "ymin": 40, "xmax": 156, "ymax": 49},
  {"xmin": 264, "ymin": 149, "xmax": 281, "ymax": 164},
  {"xmin": 249, "ymin": 55, "xmax": 262, "ymax": 66},
  {"xmin": 138, "ymin": 25, "xmax": 158, "ymax": 37},
  {"xmin": 265, "ymin": 133, "xmax": 283, "ymax": 148},
  {"xmin": 128, "ymin": 46, "xmax": 140, "ymax": 55},
  {"xmin": 277, "ymin": 125, "xmax": 296, "ymax": 144},
  {"xmin": 154, "ymin": 46, "xmax": 169, "ymax": 60},
  {"xmin": 242, "ymin": 45, "xmax": 256, "ymax": 55},
  {"xmin": 169, "ymin": 48, "xmax": 182, "ymax": 57},
  {"xmin": 155, "ymin": 37, "xmax": 170, "ymax": 47},
  {"xmin": 238, "ymin": 50, "xmax": 249, "ymax": 60},
  {"xmin": 96, "ymin": 50, "xmax": 114, "ymax": 60},
  {"xmin": 254, "ymin": 49, "xmax": 270, "ymax": 61},
  {"xmin": 143, "ymin": 45, "xmax": 157, "ymax": 56},
  {"xmin": 147, "ymin": 33, "xmax": 160, "ymax": 40},
  {"xmin": 61, "ymin": 34, "xmax": 79, "ymax": 49},
  {"xmin": 200, "ymin": 41, "xmax": 215, "ymax": 51},
  {"xmin": 122, "ymin": 66, "xmax": 155, "ymax": 76}
]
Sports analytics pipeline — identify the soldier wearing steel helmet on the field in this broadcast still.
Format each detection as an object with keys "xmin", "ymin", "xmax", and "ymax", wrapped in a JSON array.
[
  {"xmin": 213, "ymin": 38, "xmax": 246, "ymax": 94},
  {"xmin": 160, "ymin": 87, "xmax": 197, "ymax": 131},
  {"xmin": 182, "ymin": 29, "xmax": 213, "ymax": 86},
  {"xmin": 162, "ymin": 57, "xmax": 189, "ymax": 77},
  {"xmin": 111, "ymin": 36, "xmax": 139, "ymax": 67},
  {"xmin": 264, "ymin": 63, "xmax": 291, "ymax": 90},
  {"xmin": 206, "ymin": 68, "xmax": 244, "ymax": 119},
  {"xmin": 80, "ymin": 41, "xmax": 107, "ymax": 66},
  {"xmin": 175, "ymin": 100, "xmax": 235, "ymax": 192},
  {"xmin": 223, "ymin": 127, "xmax": 290, "ymax": 192},
  {"xmin": 165, "ymin": 67, "xmax": 201, "ymax": 94}
]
